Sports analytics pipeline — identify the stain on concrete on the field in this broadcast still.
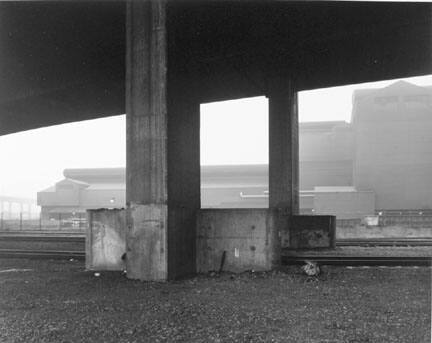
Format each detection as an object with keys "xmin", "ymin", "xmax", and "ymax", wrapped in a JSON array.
[
  {"xmin": 86, "ymin": 209, "xmax": 126, "ymax": 271},
  {"xmin": 126, "ymin": 203, "xmax": 167, "ymax": 281},
  {"xmin": 197, "ymin": 209, "xmax": 281, "ymax": 273}
]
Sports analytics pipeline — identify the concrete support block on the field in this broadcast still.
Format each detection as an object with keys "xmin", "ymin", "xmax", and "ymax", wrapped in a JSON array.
[
  {"xmin": 287, "ymin": 215, "xmax": 336, "ymax": 249},
  {"xmin": 126, "ymin": 203, "xmax": 167, "ymax": 281},
  {"xmin": 197, "ymin": 209, "xmax": 281, "ymax": 273},
  {"xmin": 86, "ymin": 209, "xmax": 126, "ymax": 271}
]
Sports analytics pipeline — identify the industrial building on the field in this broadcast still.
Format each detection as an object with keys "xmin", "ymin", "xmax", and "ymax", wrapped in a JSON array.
[{"xmin": 38, "ymin": 80, "xmax": 432, "ymax": 221}]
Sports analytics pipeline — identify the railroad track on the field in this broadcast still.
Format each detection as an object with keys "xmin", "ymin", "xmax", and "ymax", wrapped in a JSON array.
[
  {"xmin": 0, "ymin": 248, "xmax": 429, "ymax": 266},
  {"xmin": 0, "ymin": 234, "xmax": 430, "ymax": 265},
  {"xmin": 0, "ymin": 249, "xmax": 85, "ymax": 260},
  {"xmin": 1, "ymin": 234, "xmax": 432, "ymax": 246},
  {"xmin": 0, "ymin": 234, "xmax": 85, "ymax": 243},
  {"xmin": 282, "ymin": 255, "xmax": 431, "ymax": 266},
  {"xmin": 337, "ymin": 238, "xmax": 432, "ymax": 247}
]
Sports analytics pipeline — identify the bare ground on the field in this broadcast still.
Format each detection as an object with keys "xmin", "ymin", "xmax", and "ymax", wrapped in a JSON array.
[{"xmin": 0, "ymin": 259, "xmax": 430, "ymax": 343}]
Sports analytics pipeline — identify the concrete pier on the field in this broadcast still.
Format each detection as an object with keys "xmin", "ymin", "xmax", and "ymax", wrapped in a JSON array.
[
  {"xmin": 126, "ymin": 1, "xmax": 200, "ymax": 280},
  {"xmin": 269, "ymin": 80, "xmax": 299, "ymax": 214},
  {"xmin": 268, "ymin": 80, "xmax": 299, "ymax": 255},
  {"xmin": 126, "ymin": 1, "xmax": 169, "ymax": 281}
]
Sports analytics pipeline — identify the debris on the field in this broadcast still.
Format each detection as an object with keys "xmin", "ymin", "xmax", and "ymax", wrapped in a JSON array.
[
  {"xmin": 301, "ymin": 260, "xmax": 320, "ymax": 276},
  {"xmin": 218, "ymin": 250, "xmax": 226, "ymax": 274},
  {"xmin": 0, "ymin": 268, "xmax": 33, "ymax": 273}
]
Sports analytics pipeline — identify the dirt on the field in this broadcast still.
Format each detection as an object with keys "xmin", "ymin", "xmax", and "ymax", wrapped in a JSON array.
[{"xmin": 0, "ymin": 259, "xmax": 430, "ymax": 343}]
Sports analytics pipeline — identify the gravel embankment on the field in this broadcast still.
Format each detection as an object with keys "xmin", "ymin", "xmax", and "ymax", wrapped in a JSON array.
[{"xmin": 0, "ymin": 259, "xmax": 430, "ymax": 343}]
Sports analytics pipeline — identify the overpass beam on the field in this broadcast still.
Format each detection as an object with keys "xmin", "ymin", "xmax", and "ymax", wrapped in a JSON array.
[{"xmin": 125, "ymin": 0, "xmax": 200, "ymax": 281}]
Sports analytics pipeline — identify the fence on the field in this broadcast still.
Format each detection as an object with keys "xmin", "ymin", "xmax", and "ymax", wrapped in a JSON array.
[
  {"xmin": 0, "ymin": 212, "xmax": 87, "ymax": 232},
  {"xmin": 2, "ymin": 211, "xmax": 432, "ymax": 232},
  {"xmin": 378, "ymin": 215, "xmax": 432, "ymax": 228}
]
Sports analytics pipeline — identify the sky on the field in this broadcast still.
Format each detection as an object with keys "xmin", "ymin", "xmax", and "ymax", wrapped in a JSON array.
[{"xmin": 0, "ymin": 74, "xmax": 431, "ymax": 200}]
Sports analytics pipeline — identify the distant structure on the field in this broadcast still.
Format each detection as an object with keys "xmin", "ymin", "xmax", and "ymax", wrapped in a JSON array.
[
  {"xmin": 0, "ymin": 196, "xmax": 36, "ymax": 219},
  {"xmin": 299, "ymin": 120, "xmax": 353, "ymax": 190},
  {"xmin": 37, "ymin": 168, "xmax": 125, "ymax": 220},
  {"xmin": 38, "ymin": 81, "xmax": 432, "ymax": 220},
  {"xmin": 352, "ymin": 80, "xmax": 432, "ymax": 210}
]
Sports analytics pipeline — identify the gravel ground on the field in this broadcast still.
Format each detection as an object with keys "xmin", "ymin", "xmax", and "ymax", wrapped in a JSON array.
[{"xmin": 0, "ymin": 259, "xmax": 430, "ymax": 343}]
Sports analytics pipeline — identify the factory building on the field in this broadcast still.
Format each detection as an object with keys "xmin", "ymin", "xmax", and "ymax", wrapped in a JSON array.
[
  {"xmin": 38, "ymin": 81, "xmax": 432, "ymax": 220},
  {"xmin": 353, "ymin": 80, "xmax": 432, "ymax": 210}
]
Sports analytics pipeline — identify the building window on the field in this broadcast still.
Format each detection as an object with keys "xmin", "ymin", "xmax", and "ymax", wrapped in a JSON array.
[
  {"xmin": 374, "ymin": 96, "xmax": 399, "ymax": 106},
  {"xmin": 57, "ymin": 184, "xmax": 73, "ymax": 190},
  {"xmin": 403, "ymin": 94, "xmax": 431, "ymax": 106}
]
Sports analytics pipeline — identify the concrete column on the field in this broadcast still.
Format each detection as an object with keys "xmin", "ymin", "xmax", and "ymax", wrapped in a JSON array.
[
  {"xmin": 268, "ymin": 80, "xmax": 299, "ymax": 213},
  {"xmin": 268, "ymin": 79, "xmax": 299, "ymax": 254},
  {"xmin": 126, "ymin": 0, "xmax": 168, "ymax": 281},
  {"xmin": 167, "ymin": 95, "xmax": 200, "ymax": 279},
  {"xmin": 125, "ymin": 0, "xmax": 200, "ymax": 280}
]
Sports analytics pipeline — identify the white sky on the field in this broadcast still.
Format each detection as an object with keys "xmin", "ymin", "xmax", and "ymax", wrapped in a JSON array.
[{"xmin": 0, "ymin": 74, "xmax": 431, "ymax": 199}]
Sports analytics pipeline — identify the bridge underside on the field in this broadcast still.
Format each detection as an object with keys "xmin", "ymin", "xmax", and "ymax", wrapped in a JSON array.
[
  {"xmin": 1, "ymin": 1, "xmax": 431, "ymax": 134},
  {"xmin": 1, "ymin": 1, "xmax": 431, "ymax": 280}
]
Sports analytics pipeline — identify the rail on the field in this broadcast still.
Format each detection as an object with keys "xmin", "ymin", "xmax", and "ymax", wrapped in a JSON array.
[
  {"xmin": 282, "ymin": 255, "xmax": 431, "ymax": 266},
  {"xmin": 0, "ymin": 249, "xmax": 85, "ymax": 260},
  {"xmin": 1, "ymin": 234, "xmax": 432, "ymax": 247}
]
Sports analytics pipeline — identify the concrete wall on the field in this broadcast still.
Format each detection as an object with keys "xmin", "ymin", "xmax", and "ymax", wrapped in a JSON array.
[
  {"xmin": 197, "ymin": 209, "xmax": 280, "ymax": 273},
  {"xmin": 86, "ymin": 209, "xmax": 126, "ymax": 271},
  {"xmin": 288, "ymin": 215, "xmax": 336, "ymax": 249}
]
